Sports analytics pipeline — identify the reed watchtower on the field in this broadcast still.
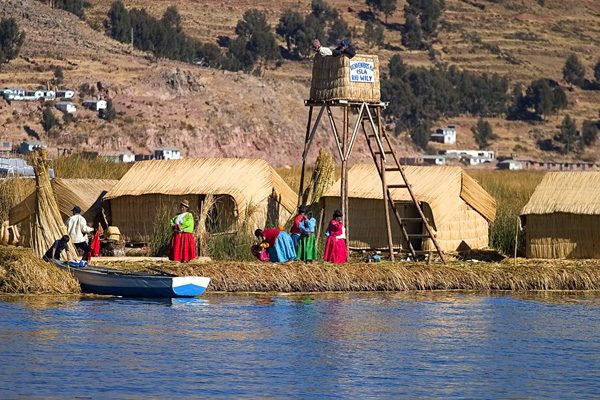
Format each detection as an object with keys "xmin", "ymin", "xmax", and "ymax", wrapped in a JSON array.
[{"xmin": 300, "ymin": 54, "xmax": 445, "ymax": 262}]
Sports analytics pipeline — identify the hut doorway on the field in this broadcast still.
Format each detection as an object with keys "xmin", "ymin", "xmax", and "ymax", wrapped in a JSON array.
[{"xmin": 204, "ymin": 195, "xmax": 237, "ymax": 233}]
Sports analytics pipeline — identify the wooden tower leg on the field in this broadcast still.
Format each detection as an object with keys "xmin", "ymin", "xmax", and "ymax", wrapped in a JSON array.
[
  {"xmin": 298, "ymin": 106, "xmax": 314, "ymax": 206},
  {"xmin": 341, "ymin": 105, "xmax": 349, "ymax": 254},
  {"xmin": 377, "ymin": 108, "xmax": 395, "ymax": 261},
  {"xmin": 379, "ymin": 161, "xmax": 395, "ymax": 259}
]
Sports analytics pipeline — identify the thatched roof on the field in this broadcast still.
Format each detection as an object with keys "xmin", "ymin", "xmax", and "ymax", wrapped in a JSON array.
[
  {"xmin": 521, "ymin": 172, "xmax": 600, "ymax": 216},
  {"xmin": 104, "ymin": 158, "xmax": 297, "ymax": 215},
  {"xmin": 322, "ymin": 165, "xmax": 496, "ymax": 223},
  {"xmin": 9, "ymin": 178, "xmax": 118, "ymax": 225}
]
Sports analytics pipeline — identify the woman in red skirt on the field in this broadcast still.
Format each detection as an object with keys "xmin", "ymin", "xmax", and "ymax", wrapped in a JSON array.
[
  {"xmin": 323, "ymin": 210, "xmax": 348, "ymax": 264},
  {"xmin": 168, "ymin": 200, "xmax": 196, "ymax": 262}
]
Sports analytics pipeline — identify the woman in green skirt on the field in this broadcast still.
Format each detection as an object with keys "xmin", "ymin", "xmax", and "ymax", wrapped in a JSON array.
[{"xmin": 297, "ymin": 211, "xmax": 317, "ymax": 262}]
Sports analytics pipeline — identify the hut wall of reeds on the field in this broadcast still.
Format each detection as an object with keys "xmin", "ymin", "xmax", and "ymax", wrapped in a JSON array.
[
  {"xmin": 104, "ymin": 159, "xmax": 297, "ymax": 241},
  {"xmin": 9, "ymin": 178, "xmax": 118, "ymax": 246},
  {"xmin": 520, "ymin": 172, "xmax": 600, "ymax": 259},
  {"xmin": 309, "ymin": 54, "xmax": 380, "ymax": 102},
  {"xmin": 320, "ymin": 165, "xmax": 496, "ymax": 252}
]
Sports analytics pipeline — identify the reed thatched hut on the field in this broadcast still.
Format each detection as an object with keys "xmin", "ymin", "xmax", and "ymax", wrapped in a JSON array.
[
  {"xmin": 104, "ymin": 159, "xmax": 297, "ymax": 241},
  {"xmin": 9, "ymin": 178, "xmax": 118, "ymax": 246},
  {"xmin": 320, "ymin": 165, "xmax": 496, "ymax": 252},
  {"xmin": 520, "ymin": 172, "xmax": 600, "ymax": 259}
]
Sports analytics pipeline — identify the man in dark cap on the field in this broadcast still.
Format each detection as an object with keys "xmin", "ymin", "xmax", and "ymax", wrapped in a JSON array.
[
  {"xmin": 67, "ymin": 205, "xmax": 93, "ymax": 261},
  {"xmin": 334, "ymin": 39, "xmax": 356, "ymax": 58}
]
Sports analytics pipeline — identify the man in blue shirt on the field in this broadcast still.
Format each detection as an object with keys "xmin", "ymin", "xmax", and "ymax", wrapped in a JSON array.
[{"xmin": 43, "ymin": 235, "xmax": 72, "ymax": 261}]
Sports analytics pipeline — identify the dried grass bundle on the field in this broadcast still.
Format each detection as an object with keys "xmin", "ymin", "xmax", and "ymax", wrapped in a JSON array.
[
  {"xmin": 302, "ymin": 148, "xmax": 336, "ymax": 206},
  {"xmin": 29, "ymin": 149, "xmax": 76, "ymax": 258},
  {"xmin": 0, "ymin": 245, "xmax": 79, "ymax": 294}
]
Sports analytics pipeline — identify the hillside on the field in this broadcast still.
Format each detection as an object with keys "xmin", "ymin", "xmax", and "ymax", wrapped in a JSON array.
[{"xmin": 0, "ymin": 0, "xmax": 599, "ymax": 165}]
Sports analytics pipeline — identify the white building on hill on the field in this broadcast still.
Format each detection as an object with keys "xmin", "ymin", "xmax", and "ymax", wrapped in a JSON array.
[
  {"xmin": 444, "ymin": 149, "xmax": 495, "ymax": 165},
  {"xmin": 56, "ymin": 102, "xmax": 77, "ymax": 114},
  {"xmin": 83, "ymin": 99, "xmax": 107, "ymax": 111},
  {"xmin": 57, "ymin": 90, "xmax": 75, "ymax": 99},
  {"xmin": 154, "ymin": 147, "xmax": 181, "ymax": 160},
  {"xmin": 430, "ymin": 125, "xmax": 457, "ymax": 144}
]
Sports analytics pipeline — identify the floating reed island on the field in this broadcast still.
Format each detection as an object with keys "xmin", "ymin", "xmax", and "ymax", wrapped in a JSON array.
[
  {"xmin": 3, "ymin": 246, "xmax": 600, "ymax": 295},
  {"xmin": 0, "ymin": 246, "xmax": 79, "ymax": 294}
]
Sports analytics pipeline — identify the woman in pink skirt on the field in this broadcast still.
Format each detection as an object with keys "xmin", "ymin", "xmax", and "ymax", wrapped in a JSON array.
[{"xmin": 323, "ymin": 210, "xmax": 348, "ymax": 264}]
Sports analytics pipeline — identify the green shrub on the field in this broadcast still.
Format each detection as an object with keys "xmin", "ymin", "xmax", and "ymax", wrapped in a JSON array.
[
  {"xmin": 208, "ymin": 231, "xmax": 256, "ymax": 261},
  {"xmin": 149, "ymin": 207, "xmax": 172, "ymax": 257}
]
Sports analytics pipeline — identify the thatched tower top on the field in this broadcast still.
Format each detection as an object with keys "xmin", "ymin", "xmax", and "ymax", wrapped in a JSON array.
[{"xmin": 309, "ymin": 54, "xmax": 380, "ymax": 103}]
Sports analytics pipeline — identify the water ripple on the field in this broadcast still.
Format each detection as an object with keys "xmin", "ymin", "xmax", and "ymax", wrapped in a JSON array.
[{"xmin": 1, "ymin": 292, "xmax": 600, "ymax": 398}]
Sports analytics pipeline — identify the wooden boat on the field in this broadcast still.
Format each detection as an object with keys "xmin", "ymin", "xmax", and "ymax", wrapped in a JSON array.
[{"xmin": 53, "ymin": 260, "xmax": 210, "ymax": 298}]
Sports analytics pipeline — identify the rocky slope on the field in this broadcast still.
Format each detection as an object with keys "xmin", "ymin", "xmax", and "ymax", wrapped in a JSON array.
[{"xmin": 0, "ymin": 0, "xmax": 599, "ymax": 165}]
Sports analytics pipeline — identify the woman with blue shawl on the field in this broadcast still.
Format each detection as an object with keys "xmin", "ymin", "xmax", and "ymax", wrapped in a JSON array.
[{"xmin": 297, "ymin": 211, "xmax": 317, "ymax": 262}]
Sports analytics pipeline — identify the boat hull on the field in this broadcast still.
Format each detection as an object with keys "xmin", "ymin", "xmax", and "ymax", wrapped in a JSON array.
[{"xmin": 54, "ymin": 261, "xmax": 210, "ymax": 298}]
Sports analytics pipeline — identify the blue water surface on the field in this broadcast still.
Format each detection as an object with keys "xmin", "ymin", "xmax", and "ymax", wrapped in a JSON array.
[{"xmin": 1, "ymin": 291, "xmax": 600, "ymax": 399}]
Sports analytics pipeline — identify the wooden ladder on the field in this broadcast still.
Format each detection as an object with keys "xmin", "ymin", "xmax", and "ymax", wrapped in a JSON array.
[{"xmin": 360, "ymin": 106, "xmax": 446, "ymax": 263}]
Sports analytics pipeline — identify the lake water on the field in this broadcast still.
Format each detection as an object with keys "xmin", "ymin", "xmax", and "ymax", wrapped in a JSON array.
[{"xmin": 1, "ymin": 291, "xmax": 600, "ymax": 399}]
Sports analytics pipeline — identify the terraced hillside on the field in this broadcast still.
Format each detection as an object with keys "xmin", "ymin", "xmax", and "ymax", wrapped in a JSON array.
[{"xmin": 0, "ymin": 0, "xmax": 599, "ymax": 164}]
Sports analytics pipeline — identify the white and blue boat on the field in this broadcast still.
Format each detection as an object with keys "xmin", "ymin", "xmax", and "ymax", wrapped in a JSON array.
[{"xmin": 53, "ymin": 260, "xmax": 210, "ymax": 298}]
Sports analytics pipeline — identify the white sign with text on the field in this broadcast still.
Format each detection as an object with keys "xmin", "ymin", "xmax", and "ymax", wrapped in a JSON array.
[{"xmin": 349, "ymin": 60, "xmax": 375, "ymax": 83}]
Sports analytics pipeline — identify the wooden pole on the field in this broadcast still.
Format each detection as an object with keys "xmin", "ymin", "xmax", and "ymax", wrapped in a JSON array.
[
  {"xmin": 342, "ymin": 105, "xmax": 349, "ymax": 254},
  {"xmin": 380, "ymin": 145, "xmax": 395, "ymax": 262},
  {"xmin": 298, "ymin": 106, "xmax": 314, "ymax": 206},
  {"xmin": 376, "ymin": 106, "xmax": 394, "ymax": 261},
  {"xmin": 514, "ymin": 217, "xmax": 519, "ymax": 267}
]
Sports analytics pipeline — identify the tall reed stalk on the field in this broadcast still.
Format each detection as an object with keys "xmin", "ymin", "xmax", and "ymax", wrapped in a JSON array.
[{"xmin": 196, "ymin": 194, "xmax": 215, "ymax": 257}]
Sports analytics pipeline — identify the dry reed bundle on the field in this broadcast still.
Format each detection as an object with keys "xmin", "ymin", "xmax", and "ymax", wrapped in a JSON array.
[
  {"xmin": 29, "ymin": 149, "xmax": 76, "ymax": 258},
  {"xmin": 0, "ymin": 245, "xmax": 79, "ymax": 294},
  {"xmin": 0, "ymin": 221, "xmax": 20, "ymax": 245},
  {"xmin": 310, "ymin": 55, "xmax": 381, "ymax": 102},
  {"xmin": 302, "ymin": 148, "xmax": 336, "ymax": 206},
  {"xmin": 94, "ymin": 258, "xmax": 600, "ymax": 292}
]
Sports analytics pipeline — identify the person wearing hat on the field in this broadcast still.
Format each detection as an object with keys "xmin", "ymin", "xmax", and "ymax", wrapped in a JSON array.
[
  {"xmin": 169, "ymin": 199, "xmax": 196, "ymax": 262},
  {"xmin": 67, "ymin": 205, "xmax": 94, "ymax": 261},
  {"xmin": 290, "ymin": 204, "xmax": 308, "ymax": 251},
  {"xmin": 312, "ymin": 39, "xmax": 333, "ymax": 56},
  {"xmin": 334, "ymin": 39, "xmax": 356, "ymax": 58}
]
